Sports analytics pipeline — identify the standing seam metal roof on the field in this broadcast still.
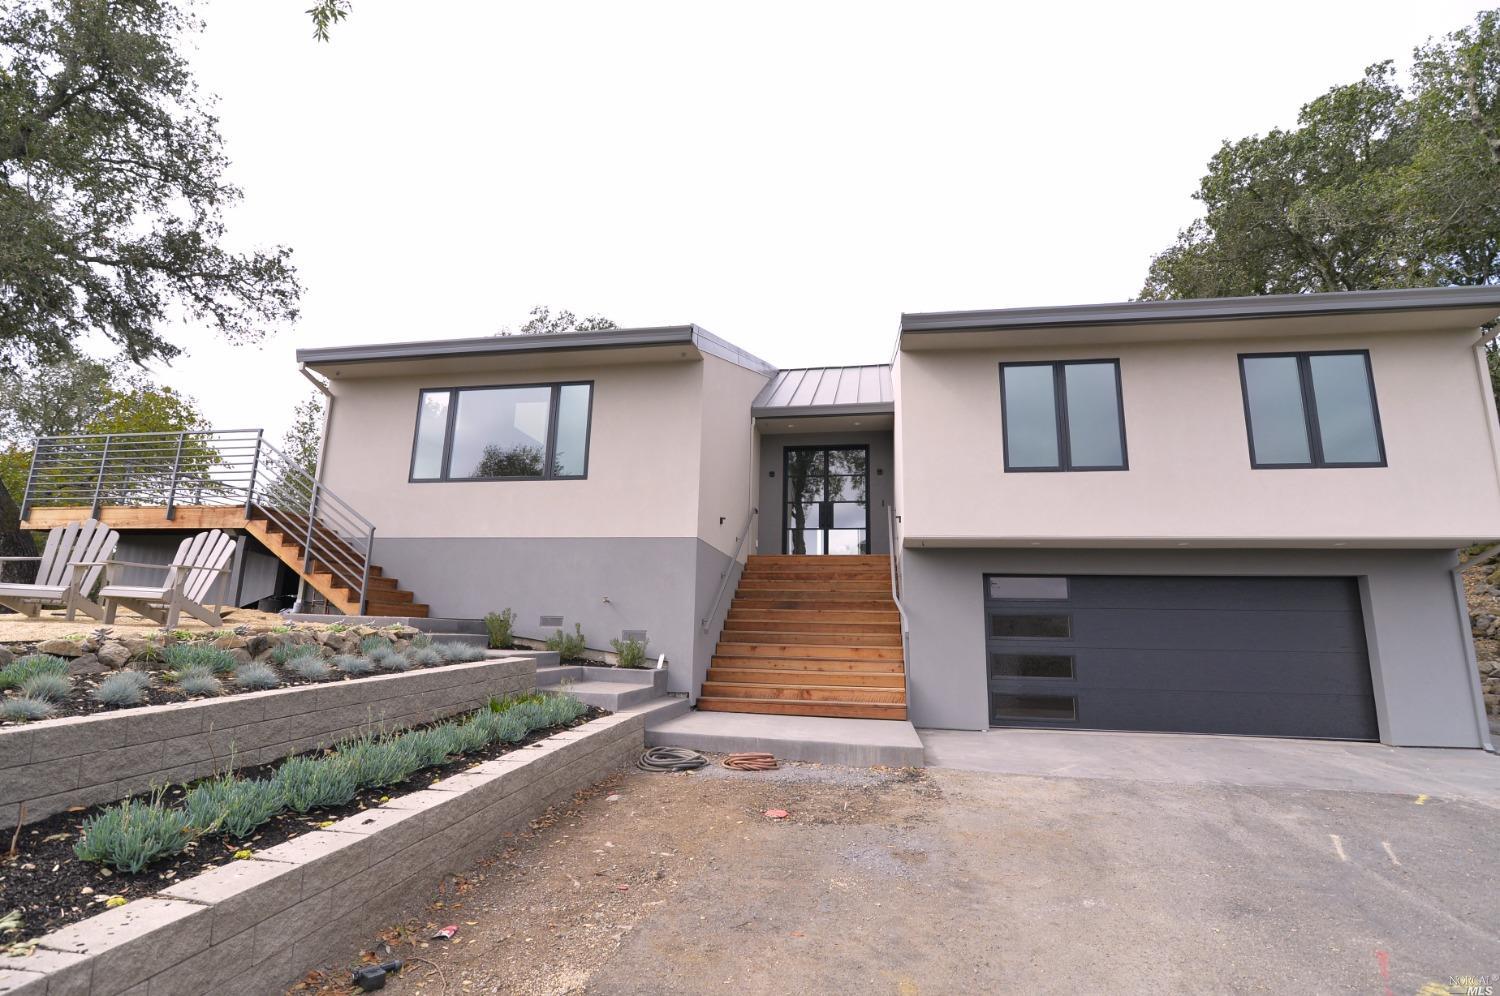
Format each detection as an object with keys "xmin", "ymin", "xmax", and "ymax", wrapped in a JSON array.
[{"xmin": 752, "ymin": 365, "xmax": 894, "ymax": 415}]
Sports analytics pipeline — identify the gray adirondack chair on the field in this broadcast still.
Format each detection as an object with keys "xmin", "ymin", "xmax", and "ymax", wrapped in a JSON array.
[
  {"xmin": 98, "ymin": 530, "xmax": 238, "ymax": 629},
  {"xmin": 0, "ymin": 519, "xmax": 119, "ymax": 621}
]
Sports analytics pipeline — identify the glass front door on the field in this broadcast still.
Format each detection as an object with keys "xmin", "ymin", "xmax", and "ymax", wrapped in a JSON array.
[{"xmin": 783, "ymin": 446, "xmax": 869, "ymax": 554}]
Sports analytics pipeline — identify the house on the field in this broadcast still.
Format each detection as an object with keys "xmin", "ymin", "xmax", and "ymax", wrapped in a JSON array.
[{"xmin": 20, "ymin": 287, "xmax": 1500, "ymax": 749}]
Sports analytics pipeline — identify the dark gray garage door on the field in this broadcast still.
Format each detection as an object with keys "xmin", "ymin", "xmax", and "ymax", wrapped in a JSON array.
[{"xmin": 984, "ymin": 575, "xmax": 1378, "ymax": 740}]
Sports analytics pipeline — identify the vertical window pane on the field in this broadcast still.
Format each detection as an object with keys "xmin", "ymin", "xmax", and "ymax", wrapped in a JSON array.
[
  {"xmin": 826, "ymin": 529, "xmax": 867, "ymax": 554},
  {"xmin": 1309, "ymin": 354, "xmax": 1381, "ymax": 464},
  {"xmin": 1002, "ymin": 365, "xmax": 1060, "ymax": 469},
  {"xmin": 411, "ymin": 391, "xmax": 450, "ymax": 479},
  {"xmin": 1063, "ymin": 362, "xmax": 1124, "ymax": 467},
  {"xmin": 1242, "ymin": 356, "xmax": 1312, "ymax": 465},
  {"xmin": 553, "ymin": 384, "xmax": 592, "ymax": 476},
  {"xmin": 450, "ymin": 386, "xmax": 552, "ymax": 478}
]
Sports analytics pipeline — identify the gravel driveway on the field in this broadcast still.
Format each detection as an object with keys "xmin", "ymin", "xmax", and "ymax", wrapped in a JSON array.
[{"xmin": 295, "ymin": 757, "xmax": 1500, "ymax": 995}]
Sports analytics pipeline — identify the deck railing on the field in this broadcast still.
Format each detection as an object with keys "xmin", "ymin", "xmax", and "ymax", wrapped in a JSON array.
[{"xmin": 20, "ymin": 429, "xmax": 376, "ymax": 613}]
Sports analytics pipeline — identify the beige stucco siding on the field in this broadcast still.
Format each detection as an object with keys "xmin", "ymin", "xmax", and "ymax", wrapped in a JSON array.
[
  {"xmin": 695, "ymin": 356, "xmax": 772, "ymax": 557},
  {"xmin": 897, "ymin": 328, "xmax": 1500, "ymax": 545},
  {"xmin": 321, "ymin": 360, "xmax": 706, "ymax": 539}
]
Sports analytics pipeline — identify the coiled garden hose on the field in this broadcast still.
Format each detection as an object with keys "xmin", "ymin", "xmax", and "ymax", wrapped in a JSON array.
[{"xmin": 637, "ymin": 745, "xmax": 709, "ymax": 772}]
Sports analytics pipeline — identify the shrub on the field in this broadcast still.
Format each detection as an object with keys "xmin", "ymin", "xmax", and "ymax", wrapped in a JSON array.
[
  {"xmin": 359, "ymin": 635, "xmax": 392, "ymax": 656},
  {"xmin": 484, "ymin": 609, "xmax": 517, "ymax": 649},
  {"xmin": 545, "ymin": 623, "xmax": 587, "ymax": 661},
  {"xmin": 409, "ymin": 633, "xmax": 432, "ymax": 649},
  {"xmin": 177, "ymin": 667, "xmax": 222, "ymax": 697},
  {"xmin": 0, "ymin": 654, "xmax": 70, "ymax": 691},
  {"xmin": 404, "ymin": 646, "xmax": 442, "ymax": 667},
  {"xmin": 343, "ymin": 733, "xmax": 426, "ymax": 787},
  {"xmin": 435, "ymin": 641, "xmax": 485, "ymax": 663},
  {"xmin": 333, "ymin": 654, "xmax": 374, "ymax": 675},
  {"xmin": 93, "ymin": 671, "xmax": 150, "ymax": 706},
  {"xmin": 162, "ymin": 643, "xmax": 237, "ymax": 675},
  {"xmin": 74, "ymin": 793, "xmax": 199, "ymax": 873},
  {"xmin": 609, "ymin": 637, "xmax": 648, "ymax": 669},
  {"xmin": 1, "ymin": 697, "xmax": 56, "ymax": 722},
  {"xmin": 182, "ymin": 775, "xmax": 284, "ymax": 839},
  {"xmin": 406, "ymin": 724, "xmax": 464, "ymax": 767},
  {"xmin": 272, "ymin": 754, "xmax": 362, "ymax": 812},
  {"xmin": 269, "ymin": 642, "xmax": 321, "ymax": 666},
  {"xmin": 366, "ymin": 645, "xmax": 401, "ymax": 669},
  {"xmin": 374, "ymin": 649, "xmax": 411, "ymax": 671},
  {"xmin": 286, "ymin": 655, "xmax": 333, "ymax": 682},
  {"xmin": 233, "ymin": 662, "xmax": 281, "ymax": 690},
  {"xmin": 19, "ymin": 671, "xmax": 72, "ymax": 702}
]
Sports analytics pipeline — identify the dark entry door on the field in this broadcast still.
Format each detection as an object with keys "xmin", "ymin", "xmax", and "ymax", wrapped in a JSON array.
[
  {"xmin": 983, "ymin": 575, "xmax": 1379, "ymax": 740},
  {"xmin": 783, "ymin": 446, "xmax": 869, "ymax": 555}
]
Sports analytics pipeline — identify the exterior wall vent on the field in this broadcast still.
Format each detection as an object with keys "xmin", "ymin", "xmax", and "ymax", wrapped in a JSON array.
[
  {"xmin": 540, "ymin": 615, "xmax": 564, "ymax": 628},
  {"xmin": 621, "ymin": 630, "xmax": 648, "ymax": 643}
]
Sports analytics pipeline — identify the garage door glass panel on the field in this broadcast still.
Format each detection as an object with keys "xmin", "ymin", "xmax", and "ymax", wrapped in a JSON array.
[
  {"xmin": 1242, "ymin": 356, "xmax": 1312, "ymax": 465},
  {"xmin": 1308, "ymin": 354, "xmax": 1382, "ymax": 464},
  {"xmin": 990, "ymin": 653, "xmax": 1074, "ymax": 679},
  {"xmin": 988, "ymin": 576, "xmax": 1069, "ymax": 600},
  {"xmin": 1001, "ymin": 365, "xmax": 1060, "ymax": 469},
  {"xmin": 990, "ymin": 613, "xmax": 1071, "ymax": 639},
  {"xmin": 992, "ymin": 694, "xmax": 1077, "ymax": 722},
  {"xmin": 1063, "ymin": 363, "xmax": 1124, "ymax": 468}
]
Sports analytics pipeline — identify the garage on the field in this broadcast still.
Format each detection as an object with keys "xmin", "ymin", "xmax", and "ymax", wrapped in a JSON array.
[{"xmin": 984, "ymin": 575, "xmax": 1380, "ymax": 740}]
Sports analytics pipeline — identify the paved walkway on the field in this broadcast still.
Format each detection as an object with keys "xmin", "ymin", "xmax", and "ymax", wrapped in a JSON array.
[
  {"xmin": 647, "ymin": 710, "xmax": 925, "ymax": 766},
  {"xmin": 921, "ymin": 727, "xmax": 1500, "ymax": 806}
]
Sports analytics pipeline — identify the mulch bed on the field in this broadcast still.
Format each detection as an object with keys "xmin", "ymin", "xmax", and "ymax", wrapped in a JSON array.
[
  {"xmin": 0, "ymin": 649, "xmax": 493, "ymax": 724},
  {"xmin": 0, "ymin": 706, "xmax": 604, "ymax": 944}
]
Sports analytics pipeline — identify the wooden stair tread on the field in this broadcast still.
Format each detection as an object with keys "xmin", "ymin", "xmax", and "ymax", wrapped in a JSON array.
[{"xmin": 696, "ymin": 697, "xmax": 907, "ymax": 720}]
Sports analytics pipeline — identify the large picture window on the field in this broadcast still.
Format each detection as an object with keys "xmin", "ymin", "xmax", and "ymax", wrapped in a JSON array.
[
  {"xmin": 999, "ymin": 360, "xmax": 1127, "ymax": 471},
  {"xmin": 409, "ymin": 382, "xmax": 593, "ymax": 481},
  {"xmin": 1238, "ymin": 352, "xmax": 1384, "ymax": 468}
]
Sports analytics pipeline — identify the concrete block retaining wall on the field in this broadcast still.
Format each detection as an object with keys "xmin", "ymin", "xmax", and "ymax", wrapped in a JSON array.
[
  {"xmin": 0, "ymin": 657, "xmax": 535, "ymax": 829},
  {"xmin": 0, "ymin": 710, "xmax": 645, "ymax": 996}
]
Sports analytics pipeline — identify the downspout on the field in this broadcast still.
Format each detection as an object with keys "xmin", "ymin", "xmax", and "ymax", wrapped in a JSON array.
[{"xmin": 291, "ymin": 365, "xmax": 335, "ymax": 614}]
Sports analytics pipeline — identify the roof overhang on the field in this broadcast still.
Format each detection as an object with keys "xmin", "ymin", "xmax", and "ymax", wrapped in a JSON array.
[
  {"xmin": 297, "ymin": 325, "xmax": 777, "ymax": 379},
  {"xmin": 899, "ymin": 287, "xmax": 1500, "ymax": 352},
  {"xmin": 902, "ymin": 534, "xmax": 1491, "ymax": 550}
]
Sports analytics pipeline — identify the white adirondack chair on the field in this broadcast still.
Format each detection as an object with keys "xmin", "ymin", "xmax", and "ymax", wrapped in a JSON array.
[
  {"xmin": 0, "ymin": 519, "xmax": 119, "ymax": 621},
  {"xmin": 98, "ymin": 530, "xmax": 238, "ymax": 629}
]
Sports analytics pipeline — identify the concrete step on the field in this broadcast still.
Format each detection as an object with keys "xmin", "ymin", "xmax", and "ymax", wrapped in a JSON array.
[
  {"xmin": 644, "ymin": 709, "xmax": 923, "ymax": 766},
  {"xmin": 535, "ymin": 664, "xmax": 584, "ymax": 687},
  {"xmin": 547, "ymin": 679, "xmax": 666, "ymax": 711}
]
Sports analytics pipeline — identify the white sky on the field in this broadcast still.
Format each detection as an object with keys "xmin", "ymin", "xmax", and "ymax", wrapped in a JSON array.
[{"xmin": 150, "ymin": 0, "xmax": 1485, "ymax": 437}]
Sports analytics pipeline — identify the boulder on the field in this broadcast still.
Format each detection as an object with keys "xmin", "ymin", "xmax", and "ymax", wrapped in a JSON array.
[
  {"xmin": 213, "ymin": 634, "xmax": 248, "ymax": 652},
  {"xmin": 96, "ymin": 641, "xmax": 131, "ymax": 668},
  {"xmin": 0, "ymin": 646, "xmax": 12, "ymax": 668},
  {"xmin": 35, "ymin": 638, "xmax": 84, "ymax": 658},
  {"xmin": 230, "ymin": 648, "xmax": 253, "ymax": 666},
  {"xmin": 246, "ymin": 634, "xmax": 274, "ymax": 658},
  {"xmin": 69, "ymin": 653, "xmax": 105, "ymax": 676}
]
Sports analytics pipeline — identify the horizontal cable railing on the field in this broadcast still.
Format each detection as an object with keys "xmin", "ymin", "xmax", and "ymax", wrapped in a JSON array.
[{"xmin": 20, "ymin": 429, "xmax": 376, "ymax": 613}]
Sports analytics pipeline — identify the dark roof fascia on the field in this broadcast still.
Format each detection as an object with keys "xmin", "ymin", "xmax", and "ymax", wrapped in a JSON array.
[
  {"xmin": 751, "ymin": 401, "xmax": 896, "ymax": 419},
  {"xmin": 297, "ymin": 325, "xmax": 778, "ymax": 377},
  {"xmin": 900, "ymin": 286, "xmax": 1500, "ymax": 336}
]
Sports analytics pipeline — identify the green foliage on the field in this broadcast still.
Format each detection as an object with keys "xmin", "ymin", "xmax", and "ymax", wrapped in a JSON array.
[
  {"xmin": 404, "ymin": 646, "xmax": 442, "ymax": 667},
  {"xmin": 333, "ymin": 654, "xmax": 373, "ymax": 675},
  {"xmin": 269, "ymin": 642, "xmax": 321, "ymax": 665},
  {"xmin": 484, "ymin": 609, "xmax": 517, "ymax": 649},
  {"xmin": 1142, "ymin": 11, "xmax": 1500, "ymax": 303},
  {"xmin": 176, "ymin": 668, "xmax": 221, "ymax": 697},
  {"xmin": 0, "ymin": 654, "xmax": 69, "ymax": 691},
  {"xmin": 233, "ymin": 663, "xmax": 280, "ymax": 690},
  {"xmin": 181, "ymin": 774, "xmax": 284, "ymax": 839},
  {"xmin": 162, "ymin": 643, "xmax": 236, "ymax": 675},
  {"xmin": 18, "ymin": 672, "xmax": 71, "ymax": 702},
  {"xmin": 501, "ymin": 306, "xmax": 618, "ymax": 337},
  {"xmin": 286, "ymin": 655, "xmax": 332, "ymax": 682},
  {"xmin": 435, "ymin": 641, "xmax": 485, "ymax": 663},
  {"xmin": 92, "ymin": 671, "xmax": 150, "ymax": 706},
  {"xmin": 409, "ymin": 633, "xmax": 432, "ymax": 649},
  {"xmin": 308, "ymin": 0, "xmax": 352, "ymax": 41},
  {"xmin": 609, "ymin": 637, "xmax": 648, "ymax": 669},
  {"xmin": 74, "ymin": 792, "xmax": 198, "ymax": 873},
  {"xmin": 545, "ymin": 623, "xmax": 587, "ymax": 661},
  {"xmin": 271, "ymin": 754, "xmax": 362, "ymax": 813},
  {"xmin": 340, "ymin": 732, "xmax": 426, "ymax": 788},
  {"xmin": 1, "ymin": 697, "xmax": 55, "ymax": 722},
  {"xmin": 359, "ymin": 635, "xmax": 392, "ymax": 656},
  {"xmin": 375, "ymin": 650, "xmax": 411, "ymax": 672}
]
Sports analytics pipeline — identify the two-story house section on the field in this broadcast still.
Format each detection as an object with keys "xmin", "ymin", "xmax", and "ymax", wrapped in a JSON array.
[{"xmin": 894, "ymin": 288, "xmax": 1500, "ymax": 748}]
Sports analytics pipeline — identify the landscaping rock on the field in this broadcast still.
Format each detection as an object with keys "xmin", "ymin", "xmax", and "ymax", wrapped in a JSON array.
[
  {"xmin": 212, "ymin": 635, "xmax": 248, "ymax": 652},
  {"xmin": 35, "ymin": 639, "xmax": 84, "ymax": 658},
  {"xmin": 229, "ymin": 648, "xmax": 253, "ymax": 666},
  {"xmin": 0, "ymin": 646, "xmax": 12, "ymax": 668},
  {"xmin": 246, "ymin": 634, "xmax": 273, "ymax": 658},
  {"xmin": 68, "ymin": 653, "xmax": 104, "ymax": 676},
  {"xmin": 96, "ymin": 641, "xmax": 131, "ymax": 668}
]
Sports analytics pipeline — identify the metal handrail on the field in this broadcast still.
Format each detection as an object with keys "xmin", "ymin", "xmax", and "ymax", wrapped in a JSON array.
[
  {"xmin": 701, "ymin": 506, "xmax": 758, "ymax": 632},
  {"xmin": 887, "ymin": 503, "xmax": 913, "ymax": 716},
  {"xmin": 20, "ymin": 428, "xmax": 378, "ymax": 613}
]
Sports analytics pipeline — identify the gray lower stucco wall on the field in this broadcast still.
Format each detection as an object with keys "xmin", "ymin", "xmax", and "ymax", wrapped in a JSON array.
[
  {"xmin": 371, "ymin": 536, "xmax": 734, "ymax": 700},
  {"xmin": 113, "ymin": 533, "xmax": 280, "ymax": 608},
  {"xmin": 756, "ymin": 430, "xmax": 895, "ymax": 555},
  {"xmin": 901, "ymin": 547, "xmax": 1491, "ymax": 749}
]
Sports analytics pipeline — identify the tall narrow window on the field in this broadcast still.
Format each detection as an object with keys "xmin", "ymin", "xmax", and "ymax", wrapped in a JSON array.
[
  {"xmin": 409, "ymin": 381, "xmax": 594, "ymax": 481},
  {"xmin": 1239, "ymin": 352, "xmax": 1384, "ymax": 468},
  {"xmin": 999, "ymin": 360, "xmax": 1127, "ymax": 471}
]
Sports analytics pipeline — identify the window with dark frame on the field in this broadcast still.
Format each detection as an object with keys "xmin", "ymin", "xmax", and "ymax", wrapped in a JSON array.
[
  {"xmin": 999, "ymin": 360, "xmax": 1127, "ymax": 471},
  {"xmin": 409, "ymin": 382, "xmax": 593, "ymax": 482},
  {"xmin": 1238, "ymin": 351, "xmax": 1385, "ymax": 469}
]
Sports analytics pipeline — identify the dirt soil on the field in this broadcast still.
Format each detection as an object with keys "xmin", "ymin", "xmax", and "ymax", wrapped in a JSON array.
[
  {"xmin": 0, "ymin": 606, "xmax": 283, "ymax": 643},
  {"xmin": 291, "ymin": 758, "xmax": 1500, "ymax": 995}
]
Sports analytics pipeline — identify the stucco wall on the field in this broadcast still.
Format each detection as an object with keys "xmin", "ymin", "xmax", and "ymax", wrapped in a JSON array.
[
  {"xmin": 755, "ymin": 430, "xmax": 895, "ymax": 555},
  {"xmin": 900, "ymin": 547, "xmax": 1490, "ymax": 749},
  {"xmin": 896, "ymin": 328, "xmax": 1500, "ymax": 545},
  {"xmin": 697, "ymin": 357, "xmax": 773, "ymax": 556}
]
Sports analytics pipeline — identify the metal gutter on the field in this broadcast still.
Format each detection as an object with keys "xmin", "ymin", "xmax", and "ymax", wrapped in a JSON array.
[{"xmin": 751, "ymin": 401, "xmax": 895, "ymax": 419}]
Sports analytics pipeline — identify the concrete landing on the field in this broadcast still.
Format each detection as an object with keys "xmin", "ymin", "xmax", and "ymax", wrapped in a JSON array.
[
  {"xmin": 646, "ymin": 709, "xmax": 925, "ymax": 767},
  {"xmin": 557, "ymin": 680, "xmax": 664, "ymax": 710}
]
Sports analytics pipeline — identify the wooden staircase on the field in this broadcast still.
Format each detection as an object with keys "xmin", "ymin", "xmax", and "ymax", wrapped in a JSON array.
[
  {"xmin": 244, "ymin": 507, "xmax": 428, "ymax": 617},
  {"xmin": 698, "ymin": 554, "xmax": 906, "ymax": 720}
]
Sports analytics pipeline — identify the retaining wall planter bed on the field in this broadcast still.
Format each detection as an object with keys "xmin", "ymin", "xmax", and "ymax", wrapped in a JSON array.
[
  {"xmin": 0, "ymin": 657, "xmax": 535, "ymax": 828},
  {"xmin": 0, "ymin": 710, "xmax": 646, "ymax": 996}
]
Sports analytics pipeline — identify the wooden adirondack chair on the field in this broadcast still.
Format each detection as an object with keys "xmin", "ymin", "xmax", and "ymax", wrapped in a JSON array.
[
  {"xmin": 0, "ymin": 519, "xmax": 119, "ymax": 621},
  {"xmin": 98, "ymin": 530, "xmax": 238, "ymax": 629}
]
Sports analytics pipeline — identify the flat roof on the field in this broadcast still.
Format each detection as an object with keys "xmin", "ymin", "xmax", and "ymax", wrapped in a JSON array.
[
  {"xmin": 297, "ymin": 325, "xmax": 778, "ymax": 378},
  {"xmin": 752, "ymin": 365, "xmax": 894, "ymax": 417}
]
